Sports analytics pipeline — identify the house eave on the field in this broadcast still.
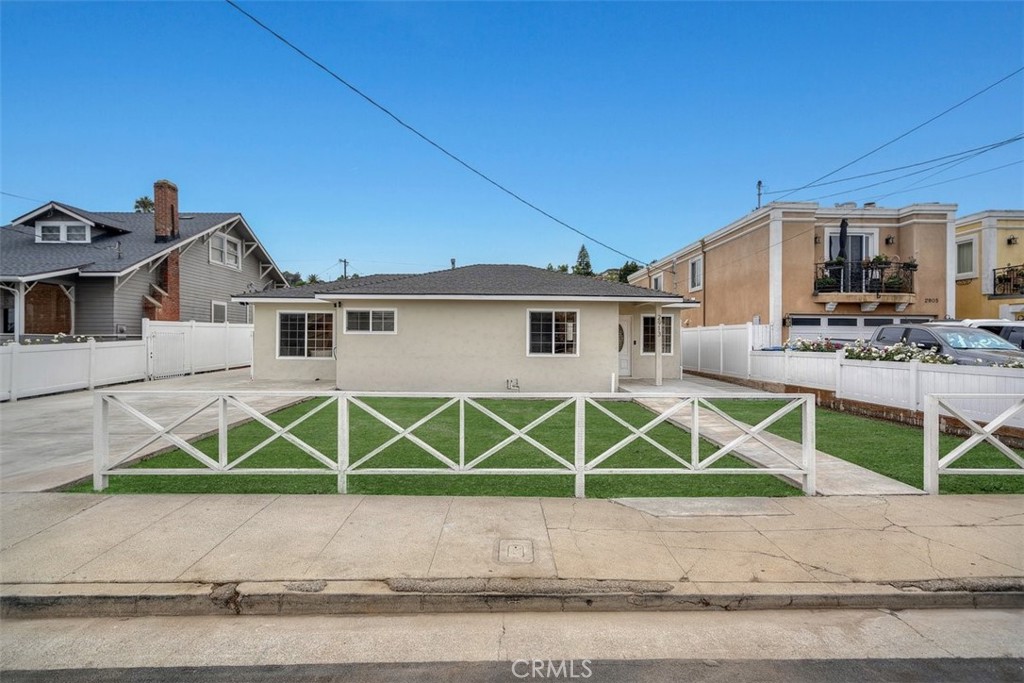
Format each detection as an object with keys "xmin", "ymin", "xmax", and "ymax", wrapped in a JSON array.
[
  {"xmin": 0, "ymin": 267, "xmax": 85, "ymax": 283},
  {"xmin": 312, "ymin": 293, "xmax": 692, "ymax": 303}
]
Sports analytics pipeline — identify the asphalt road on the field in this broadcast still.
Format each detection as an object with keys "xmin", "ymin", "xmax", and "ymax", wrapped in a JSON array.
[{"xmin": 4, "ymin": 658, "xmax": 1024, "ymax": 683}]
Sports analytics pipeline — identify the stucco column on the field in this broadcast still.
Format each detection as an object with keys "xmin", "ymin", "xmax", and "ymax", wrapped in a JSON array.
[
  {"xmin": 655, "ymin": 304, "xmax": 663, "ymax": 386},
  {"xmin": 981, "ymin": 215, "xmax": 997, "ymax": 295},
  {"xmin": 769, "ymin": 209, "xmax": 783, "ymax": 346},
  {"xmin": 14, "ymin": 282, "xmax": 25, "ymax": 342}
]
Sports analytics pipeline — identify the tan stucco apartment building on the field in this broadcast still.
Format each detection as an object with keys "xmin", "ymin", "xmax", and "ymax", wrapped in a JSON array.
[
  {"xmin": 954, "ymin": 209, "xmax": 1024, "ymax": 321},
  {"xmin": 629, "ymin": 202, "xmax": 957, "ymax": 344},
  {"xmin": 236, "ymin": 264, "xmax": 697, "ymax": 392}
]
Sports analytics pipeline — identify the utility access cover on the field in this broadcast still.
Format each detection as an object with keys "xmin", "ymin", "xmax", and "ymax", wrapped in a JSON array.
[{"xmin": 497, "ymin": 539, "xmax": 534, "ymax": 564}]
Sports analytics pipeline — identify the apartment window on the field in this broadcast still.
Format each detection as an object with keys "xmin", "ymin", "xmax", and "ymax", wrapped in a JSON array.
[
  {"xmin": 689, "ymin": 256, "xmax": 703, "ymax": 291},
  {"xmin": 956, "ymin": 239, "xmax": 976, "ymax": 278},
  {"xmin": 210, "ymin": 233, "xmax": 242, "ymax": 269},
  {"xmin": 278, "ymin": 312, "xmax": 333, "ymax": 358},
  {"xmin": 345, "ymin": 308, "xmax": 396, "ymax": 334},
  {"xmin": 36, "ymin": 222, "xmax": 90, "ymax": 243},
  {"xmin": 528, "ymin": 310, "xmax": 577, "ymax": 355},
  {"xmin": 652, "ymin": 275, "xmax": 663, "ymax": 291},
  {"xmin": 641, "ymin": 315, "xmax": 673, "ymax": 355},
  {"xmin": 211, "ymin": 301, "xmax": 227, "ymax": 323}
]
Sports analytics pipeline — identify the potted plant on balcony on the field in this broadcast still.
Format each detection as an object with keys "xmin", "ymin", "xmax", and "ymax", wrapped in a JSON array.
[
  {"xmin": 884, "ymin": 274, "xmax": 905, "ymax": 291},
  {"xmin": 901, "ymin": 257, "xmax": 918, "ymax": 272},
  {"xmin": 814, "ymin": 275, "xmax": 838, "ymax": 292},
  {"xmin": 871, "ymin": 253, "xmax": 892, "ymax": 267}
]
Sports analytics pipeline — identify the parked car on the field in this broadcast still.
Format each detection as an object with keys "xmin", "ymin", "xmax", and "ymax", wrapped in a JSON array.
[
  {"xmin": 923, "ymin": 319, "xmax": 1024, "ymax": 350},
  {"xmin": 870, "ymin": 324, "xmax": 1024, "ymax": 365}
]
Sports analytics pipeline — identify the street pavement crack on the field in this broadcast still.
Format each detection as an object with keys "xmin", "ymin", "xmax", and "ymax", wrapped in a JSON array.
[
  {"xmin": 425, "ymin": 497, "xmax": 454, "ymax": 577},
  {"xmin": 886, "ymin": 609, "xmax": 958, "ymax": 658}
]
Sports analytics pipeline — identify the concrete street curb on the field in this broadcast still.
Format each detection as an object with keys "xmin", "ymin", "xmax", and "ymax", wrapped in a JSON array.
[{"xmin": 3, "ymin": 578, "xmax": 1022, "ymax": 618}]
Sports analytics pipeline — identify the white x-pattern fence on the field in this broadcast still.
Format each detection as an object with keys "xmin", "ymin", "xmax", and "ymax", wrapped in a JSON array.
[
  {"xmin": 93, "ymin": 391, "xmax": 817, "ymax": 495},
  {"xmin": 923, "ymin": 393, "xmax": 1024, "ymax": 494}
]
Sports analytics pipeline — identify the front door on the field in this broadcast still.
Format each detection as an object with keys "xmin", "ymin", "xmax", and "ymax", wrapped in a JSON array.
[{"xmin": 618, "ymin": 316, "xmax": 632, "ymax": 377}]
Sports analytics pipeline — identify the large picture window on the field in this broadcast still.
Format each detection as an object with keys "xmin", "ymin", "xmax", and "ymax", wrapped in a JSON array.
[
  {"xmin": 641, "ymin": 315, "xmax": 673, "ymax": 355},
  {"xmin": 210, "ymin": 233, "xmax": 242, "ymax": 269},
  {"xmin": 529, "ymin": 310, "xmax": 578, "ymax": 355},
  {"xmin": 345, "ymin": 309, "xmax": 396, "ymax": 333},
  {"xmin": 278, "ymin": 312, "xmax": 333, "ymax": 358}
]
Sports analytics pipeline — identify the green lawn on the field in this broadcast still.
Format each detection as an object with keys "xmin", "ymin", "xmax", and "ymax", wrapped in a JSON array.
[
  {"xmin": 710, "ymin": 399, "xmax": 1024, "ymax": 494},
  {"xmin": 68, "ymin": 397, "xmax": 800, "ymax": 498}
]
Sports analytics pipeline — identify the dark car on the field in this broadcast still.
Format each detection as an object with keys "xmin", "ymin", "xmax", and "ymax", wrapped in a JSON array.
[{"xmin": 870, "ymin": 324, "xmax": 1024, "ymax": 365}]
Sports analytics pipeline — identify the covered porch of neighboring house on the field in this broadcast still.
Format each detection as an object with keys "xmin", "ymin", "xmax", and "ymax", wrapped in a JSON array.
[{"xmin": 0, "ymin": 274, "xmax": 79, "ymax": 342}]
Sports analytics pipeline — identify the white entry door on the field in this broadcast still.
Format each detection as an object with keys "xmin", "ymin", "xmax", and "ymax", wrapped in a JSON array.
[{"xmin": 618, "ymin": 316, "xmax": 632, "ymax": 377}]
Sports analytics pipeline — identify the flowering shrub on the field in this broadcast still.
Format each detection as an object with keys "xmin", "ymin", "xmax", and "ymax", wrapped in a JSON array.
[
  {"xmin": 1001, "ymin": 360, "xmax": 1024, "ymax": 369},
  {"xmin": 786, "ymin": 337, "xmax": 843, "ymax": 352},
  {"xmin": 2, "ymin": 334, "xmax": 94, "ymax": 346},
  {"xmin": 843, "ymin": 340, "xmax": 955, "ymax": 364}
]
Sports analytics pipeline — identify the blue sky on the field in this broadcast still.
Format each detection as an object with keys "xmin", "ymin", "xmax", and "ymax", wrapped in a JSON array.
[{"xmin": 2, "ymin": 1, "xmax": 1022, "ymax": 278}]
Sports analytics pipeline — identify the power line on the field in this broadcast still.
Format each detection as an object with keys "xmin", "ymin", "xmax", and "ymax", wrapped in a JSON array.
[
  {"xmin": 223, "ymin": 0, "xmax": 645, "ymax": 264},
  {"xmin": 1, "ymin": 190, "xmax": 46, "ymax": 203},
  {"xmin": 772, "ymin": 66, "xmax": 1024, "ymax": 202},
  {"xmin": 764, "ymin": 134, "xmax": 1023, "ymax": 195}
]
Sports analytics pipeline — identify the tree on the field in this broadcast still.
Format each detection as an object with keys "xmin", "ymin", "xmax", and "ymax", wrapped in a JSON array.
[
  {"xmin": 281, "ymin": 270, "xmax": 304, "ymax": 287},
  {"xmin": 618, "ymin": 260, "xmax": 641, "ymax": 283},
  {"xmin": 546, "ymin": 262, "xmax": 569, "ymax": 273},
  {"xmin": 306, "ymin": 274, "xmax": 322, "ymax": 284},
  {"xmin": 134, "ymin": 196, "xmax": 154, "ymax": 213},
  {"xmin": 572, "ymin": 244, "xmax": 594, "ymax": 277}
]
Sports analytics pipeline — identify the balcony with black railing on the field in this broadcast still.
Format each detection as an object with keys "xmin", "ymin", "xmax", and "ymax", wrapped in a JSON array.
[
  {"xmin": 812, "ymin": 258, "xmax": 917, "ymax": 311},
  {"xmin": 992, "ymin": 264, "xmax": 1024, "ymax": 297}
]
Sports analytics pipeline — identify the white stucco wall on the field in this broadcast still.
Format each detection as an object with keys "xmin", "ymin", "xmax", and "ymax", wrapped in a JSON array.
[{"xmin": 252, "ymin": 302, "xmax": 336, "ymax": 381}]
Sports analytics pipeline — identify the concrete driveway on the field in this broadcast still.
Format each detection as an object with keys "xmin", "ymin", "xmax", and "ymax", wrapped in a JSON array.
[{"xmin": 0, "ymin": 369, "xmax": 325, "ymax": 492}]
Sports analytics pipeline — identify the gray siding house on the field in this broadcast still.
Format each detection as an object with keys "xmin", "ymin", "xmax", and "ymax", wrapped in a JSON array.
[{"xmin": 0, "ymin": 180, "xmax": 286, "ymax": 340}]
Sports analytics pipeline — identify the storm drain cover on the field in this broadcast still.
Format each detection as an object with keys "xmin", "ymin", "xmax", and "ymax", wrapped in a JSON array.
[{"xmin": 497, "ymin": 539, "xmax": 534, "ymax": 564}]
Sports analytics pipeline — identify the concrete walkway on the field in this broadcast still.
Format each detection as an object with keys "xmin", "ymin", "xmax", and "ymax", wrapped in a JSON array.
[
  {"xmin": 1, "ymin": 492, "xmax": 1021, "ymax": 616},
  {"xmin": 622, "ymin": 377, "xmax": 924, "ymax": 495},
  {"xmin": 0, "ymin": 369, "xmax": 323, "ymax": 492}
]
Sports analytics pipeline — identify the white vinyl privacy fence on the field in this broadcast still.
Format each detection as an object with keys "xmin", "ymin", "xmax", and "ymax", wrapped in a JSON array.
[
  {"xmin": 0, "ymin": 320, "xmax": 253, "ymax": 401},
  {"xmin": 681, "ymin": 327, "xmax": 1024, "ymax": 429},
  {"xmin": 92, "ymin": 391, "xmax": 818, "ymax": 496}
]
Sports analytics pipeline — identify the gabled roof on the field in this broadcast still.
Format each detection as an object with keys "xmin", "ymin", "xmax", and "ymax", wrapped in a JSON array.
[
  {"xmin": 236, "ymin": 264, "xmax": 696, "ymax": 304},
  {"xmin": 1, "ymin": 205, "xmax": 286, "ymax": 283}
]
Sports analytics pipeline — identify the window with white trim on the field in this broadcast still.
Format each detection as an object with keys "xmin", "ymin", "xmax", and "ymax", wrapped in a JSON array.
[
  {"xmin": 35, "ymin": 222, "xmax": 90, "ymax": 243},
  {"xmin": 345, "ymin": 308, "xmax": 396, "ymax": 334},
  {"xmin": 652, "ymin": 274, "xmax": 663, "ymax": 291},
  {"xmin": 211, "ymin": 301, "xmax": 227, "ymax": 323},
  {"xmin": 528, "ymin": 310, "xmax": 578, "ymax": 355},
  {"xmin": 278, "ymin": 312, "xmax": 333, "ymax": 358},
  {"xmin": 210, "ymin": 233, "xmax": 242, "ymax": 269},
  {"xmin": 641, "ymin": 315, "xmax": 673, "ymax": 354},
  {"xmin": 956, "ymin": 238, "xmax": 976, "ymax": 278},
  {"xmin": 689, "ymin": 256, "xmax": 703, "ymax": 291}
]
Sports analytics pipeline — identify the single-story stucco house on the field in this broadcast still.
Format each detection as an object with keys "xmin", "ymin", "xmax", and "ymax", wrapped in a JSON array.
[{"xmin": 234, "ymin": 264, "xmax": 698, "ymax": 392}]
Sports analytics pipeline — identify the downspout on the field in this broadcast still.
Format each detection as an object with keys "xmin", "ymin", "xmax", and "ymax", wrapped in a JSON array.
[{"xmin": 700, "ymin": 239, "xmax": 707, "ymax": 327}]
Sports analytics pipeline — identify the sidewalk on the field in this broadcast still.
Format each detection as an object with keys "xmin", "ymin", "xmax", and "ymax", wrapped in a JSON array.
[{"xmin": 2, "ymin": 492, "xmax": 1021, "ymax": 617}]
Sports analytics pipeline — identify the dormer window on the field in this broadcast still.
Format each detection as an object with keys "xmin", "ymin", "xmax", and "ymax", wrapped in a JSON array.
[{"xmin": 35, "ymin": 222, "xmax": 90, "ymax": 243}]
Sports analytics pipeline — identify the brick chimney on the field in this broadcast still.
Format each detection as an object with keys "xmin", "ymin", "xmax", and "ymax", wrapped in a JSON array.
[{"xmin": 154, "ymin": 179, "xmax": 179, "ymax": 243}]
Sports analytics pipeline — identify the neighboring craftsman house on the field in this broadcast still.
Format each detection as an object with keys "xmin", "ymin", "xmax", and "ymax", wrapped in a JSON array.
[
  {"xmin": 953, "ymin": 209, "xmax": 1024, "ymax": 321},
  {"xmin": 630, "ymin": 201, "xmax": 957, "ymax": 344},
  {"xmin": 0, "ymin": 180, "xmax": 286, "ymax": 341},
  {"xmin": 234, "ymin": 264, "xmax": 698, "ymax": 391}
]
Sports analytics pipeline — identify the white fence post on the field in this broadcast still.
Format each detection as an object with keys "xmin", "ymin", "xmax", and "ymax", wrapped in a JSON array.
[
  {"xmin": 223, "ymin": 319, "xmax": 230, "ymax": 371},
  {"xmin": 911, "ymin": 360, "xmax": 922, "ymax": 412},
  {"xmin": 93, "ymin": 393, "xmax": 109, "ymax": 491},
  {"xmin": 834, "ymin": 349, "xmax": 844, "ymax": 399},
  {"xmin": 87, "ymin": 337, "xmax": 97, "ymax": 391},
  {"xmin": 924, "ymin": 394, "xmax": 940, "ymax": 494},
  {"xmin": 745, "ymin": 322, "xmax": 753, "ymax": 379},
  {"xmin": 718, "ymin": 324, "xmax": 725, "ymax": 374},
  {"xmin": 9, "ymin": 342, "xmax": 20, "ymax": 402},
  {"xmin": 337, "ymin": 394, "xmax": 349, "ymax": 494},
  {"xmin": 218, "ymin": 396, "xmax": 228, "ymax": 469},
  {"xmin": 802, "ymin": 395, "xmax": 816, "ymax": 495},
  {"xmin": 143, "ymin": 318, "xmax": 153, "ymax": 380},
  {"xmin": 574, "ymin": 396, "xmax": 586, "ymax": 498},
  {"xmin": 188, "ymin": 320, "xmax": 196, "ymax": 375}
]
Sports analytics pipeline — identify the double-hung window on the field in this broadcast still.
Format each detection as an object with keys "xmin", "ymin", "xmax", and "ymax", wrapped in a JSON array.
[
  {"xmin": 956, "ymin": 238, "xmax": 976, "ymax": 279},
  {"xmin": 345, "ymin": 308, "xmax": 396, "ymax": 333},
  {"xmin": 278, "ymin": 312, "xmax": 333, "ymax": 358},
  {"xmin": 641, "ymin": 315, "xmax": 673, "ymax": 355},
  {"xmin": 528, "ymin": 310, "xmax": 577, "ymax": 355},
  {"xmin": 210, "ymin": 233, "xmax": 242, "ymax": 269},
  {"xmin": 689, "ymin": 256, "xmax": 703, "ymax": 291},
  {"xmin": 36, "ymin": 222, "xmax": 90, "ymax": 243}
]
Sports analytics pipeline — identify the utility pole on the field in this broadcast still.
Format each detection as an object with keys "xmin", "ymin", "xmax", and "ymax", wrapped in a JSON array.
[
  {"xmin": 756, "ymin": 180, "xmax": 763, "ymax": 210},
  {"xmin": 340, "ymin": 259, "xmax": 348, "ymax": 279}
]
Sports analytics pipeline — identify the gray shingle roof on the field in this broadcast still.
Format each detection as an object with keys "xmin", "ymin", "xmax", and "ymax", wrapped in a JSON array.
[
  {"xmin": 242, "ymin": 264, "xmax": 689, "ymax": 301},
  {"xmin": 1, "ymin": 211, "xmax": 243, "ymax": 278}
]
